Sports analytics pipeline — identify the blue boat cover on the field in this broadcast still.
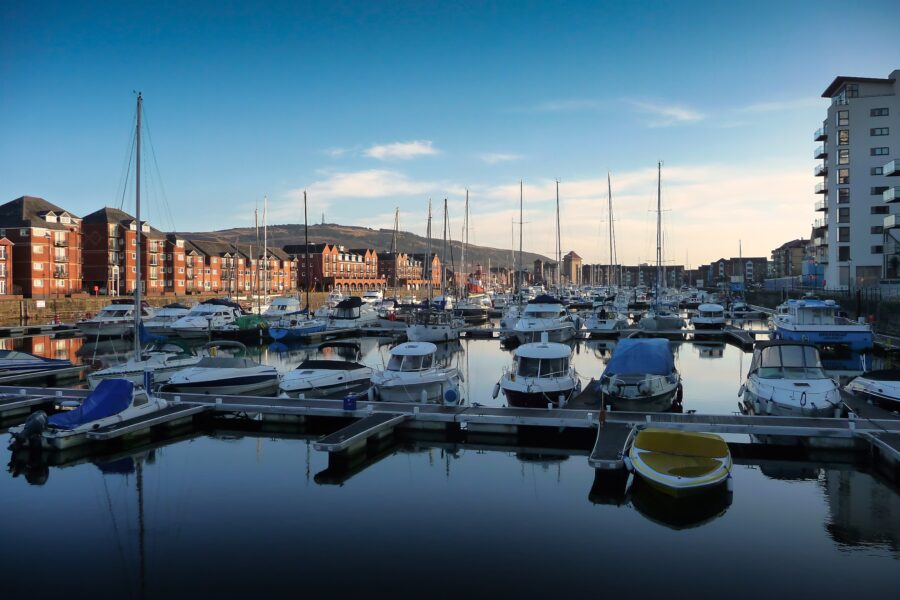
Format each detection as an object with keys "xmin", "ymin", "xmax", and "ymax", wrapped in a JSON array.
[
  {"xmin": 602, "ymin": 338, "xmax": 674, "ymax": 377},
  {"xmin": 139, "ymin": 321, "xmax": 166, "ymax": 344},
  {"xmin": 48, "ymin": 379, "xmax": 134, "ymax": 430}
]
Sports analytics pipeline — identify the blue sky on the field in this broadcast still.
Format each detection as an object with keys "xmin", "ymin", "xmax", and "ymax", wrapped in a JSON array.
[{"xmin": 2, "ymin": 0, "xmax": 899, "ymax": 266}]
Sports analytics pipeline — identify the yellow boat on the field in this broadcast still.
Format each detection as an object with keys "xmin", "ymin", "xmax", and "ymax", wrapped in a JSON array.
[{"xmin": 626, "ymin": 428, "xmax": 732, "ymax": 497}]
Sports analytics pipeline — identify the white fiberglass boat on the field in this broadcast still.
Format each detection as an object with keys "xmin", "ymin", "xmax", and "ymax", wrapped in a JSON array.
[
  {"xmin": 279, "ymin": 359, "xmax": 373, "ymax": 399},
  {"xmin": 362, "ymin": 289, "xmax": 384, "ymax": 304},
  {"xmin": 327, "ymin": 297, "xmax": 379, "ymax": 330},
  {"xmin": 170, "ymin": 299, "xmax": 244, "ymax": 339},
  {"xmin": 626, "ymin": 428, "xmax": 732, "ymax": 498},
  {"xmin": 740, "ymin": 340, "xmax": 841, "ymax": 418},
  {"xmin": 596, "ymin": 338, "xmax": 681, "ymax": 412},
  {"xmin": 77, "ymin": 300, "xmax": 155, "ymax": 338},
  {"xmin": 691, "ymin": 303, "xmax": 725, "ymax": 330},
  {"xmin": 160, "ymin": 341, "xmax": 279, "ymax": 396},
  {"xmin": 8, "ymin": 379, "xmax": 168, "ymax": 451},
  {"xmin": 844, "ymin": 370, "xmax": 900, "ymax": 410},
  {"xmin": 142, "ymin": 303, "xmax": 192, "ymax": 336},
  {"xmin": 371, "ymin": 342, "xmax": 463, "ymax": 405},
  {"xmin": 512, "ymin": 295, "xmax": 578, "ymax": 344},
  {"xmin": 262, "ymin": 297, "xmax": 303, "ymax": 321},
  {"xmin": 86, "ymin": 340, "xmax": 202, "ymax": 389},
  {"xmin": 584, "ymin": 305, "xmax": 628, "ymax": 336},
  {"xmin": 495, "ymin": 337, "xmax": 580, "ymax": 408},
  {"xmin": 406, "ymin": 309, "xmax": 465, "ymax": 343}
]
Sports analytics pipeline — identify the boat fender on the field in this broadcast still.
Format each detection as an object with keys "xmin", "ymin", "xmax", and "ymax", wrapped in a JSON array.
[
  {"xmin": 638, "ymin": 381, "xmax": 650, "ymax": 396},
  {"xmin": 421, "ymin": 389, "xmax": 428, "ymax": 403},
  {"xmin": 492, "ymin": 382, "xmax": 500, "ymax": 399},
  {"xmin": 623, "ymin": 456, "xmax": 633, "ymax": 473},
  {"xmin": 676, "ymin": 383, "xmax": 683, "ymax": 403},
  {"xmin": 610, "ymin": 382, "xmax": 622, "ymax": 396},
  {"xmin": 444, "ymin": 388, "xmax": 458, "ymax": 405},
  {"xmin": 800, "ymin": 391, "xmax": 807, "ymax": 407},
  {"xmin": 367, "ymin": 387, "xmax": 376, "ymax": 402},
  {"xmin": 738, "ymin": 384, "xmax": 745, "ymax": 398},
  {"xmin": 726, "ymin": 474, "xmax": 734, "ymax": 493},
  {"xmin": 575, "ymin": 379, "xmax": 582, "ymax": 394}
]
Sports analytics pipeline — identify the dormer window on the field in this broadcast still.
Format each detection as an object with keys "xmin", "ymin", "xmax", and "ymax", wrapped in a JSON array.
[{"xmin": 129, "ymin": 222, "xmax": 137, "ymax": 230}]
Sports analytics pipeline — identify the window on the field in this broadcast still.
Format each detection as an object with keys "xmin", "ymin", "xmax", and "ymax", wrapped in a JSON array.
[
  {"xmin": 34, "ymin": 278, "xmax": 43, "ymax": 288},
  {"xmin": 871, "ymin": 108, "xmax": 889, "ymax": 117},
  {"xmin": 872, "ymin": 246, "xmax": 884, "ymax": 254},
  {"xmin": 837, "ymin": 208, "xmax": 850, "ymax": 223},
  {"xmin": 838, "ymin": 149, "xmax": 850, "ymax": 164},
  {"xmin": 33, "ymin": 245, "xmax": 43, "ymax": 254},
  {"xmin": 178, "ymin": 267, "xmax": 184, "ymax": 273},
  {"xmin": 838, "ymin": 188, "xmax": 850, "ymax": 203},
  {"xmin": 131, "ymin": 252, "xmax": 136, "ymax": 260},
  {"xmin": 871, "ymin": 147, "xmax": 890, "ymax": 156},
  {"xmin": 838, "ymin": 227, "xmax": 850, "ymax": 242},
  {"xmin": 33, "ymin": 262, "xmax": 43, "ymax": 271},
  {"xmin": 872, "ymin": 186, "xmax": 889, "ymax": 195},
  {"xmin": 838, "ymin": 129, "xmax": 849, "ymax": 145},
  {"xmin": 837, "ymin": 110, "xmax": 849, "ymax": 126},
  {"xmin": 838, "ymin": 169, "xmax": 850, "ymax": 184},
  {"xmin": 872, "ymin": 205, "xmax": 889, "ymax": 215},
  {"xmin": 132, "ymin": 267, "xmax": 136, "ymax": 273},
  {"xmin": 871, "ymin": 225, "xmax": 884, "ymax": 235},
  {"xmin": 871, "ymin": 128, "xmax": 890, "ymax": 136},
  {"xmin": 845, "ymin": 83, "xmax": 859, "ymax": 98},
  {"xmin": 178, "ymin": 254, "xmax": 184, "ymax": 261},
  {"xmin": 132, "ymin": 238, "xmax": 136, "ymax": 245},
  {"xmin": 838, "ymin": 246, "xmax": 850, "ymax": 261},
  {"xmin": 872, "ymin": 166, "xmax": 884, "ymax": 176}
]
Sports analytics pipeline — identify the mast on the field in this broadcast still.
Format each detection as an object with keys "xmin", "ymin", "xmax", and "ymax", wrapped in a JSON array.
[
  {"xmin": 304, "ymin": 191, "xmax": 310, "ymax": 312},
  {"xmin": 518, "ymin": 180, "xmax": 523, "ymax": 295},
  {"xmin": 608, "ymin": 172, "xmax": 615, "ymax": 288},
  {"xmin": 133, "ymin": 92, "xmax": 142, "ymax": 359},
  {"xmin": 462, "ymin": 189, "xmax": 468, "ymax": 298},
  {"xmin": 425, "ymin": 200, "xmax": 433, "ymax": 301},
  {"xmin": 254, "ymin": 206, "xmax": 260, "ymax": 312},
  {"xmin": 263, "ymin": 195, "xmax": 268, "ymax": 300},
  {"xmin": 390, "ymin": 207, "xmax": 399, "ymax": 293},
  {"xmin": 656, "ymin": 161, "xmax": 662, "ymax": 303},
  {"xmin": 442, "ymin": 199, "xmax": 448, "ymax": 294},
  {"xmin": 556, "ymin": 179, "xmax": 561, "ymax": 290}
]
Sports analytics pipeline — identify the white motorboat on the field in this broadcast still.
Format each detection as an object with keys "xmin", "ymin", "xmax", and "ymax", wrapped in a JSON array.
[
  {"xmin": 596, "ymin": 338, "xmax": 681, "ymax": 412},
  {"xmin": 170, "ymin": 299, "xmax": 244, "ymax": 339},
  {"xmin": 729, "ymin": 300, "xmax": 759, "ymax": 319},
  {"xmin": 361, "ymin": 289, "xmax": 384, "ymax": 304},
  {"xmin": 327, "ymin": 297, "xmax": 379, "ymax": 330},
  {"xmin": 86, "ymin": 340, "xmax": 202, "ymax": 389},
  {"xmin": 512, "ymin": 295, "xmax": 578, "ymax": 344},
  {"xmin": 406, "ymin": 309, "xmax": 465, "ymax": 343},
  {"xmin": 142, "ymin": 302, "xmax": 192, "ymax": 336},
  {"xmin": 279, "ymin": 358, "xmax": 373, "ymax": 399},
  {"xmin": 77, "ymin": 300, "xmax": 155, "ymax": 338},
  {"xmin": 160, "ymin": 341, "xmax": 279, "ymax": 396},
  {"xmin": 498, "ymin": 304, "xmax": 522, "ymax": 338},
  {"xmin": 844, "ymin": 370, "xmax": 900, "ymax": 410},
  {"xmin": 740, "ymin": 340, "xmax": 841, "ymax": 418},
  {"xmin": 0, "ymin": 349, "xmax": 74, "ymax": 377},
  {"xmin": 8, "ymin": 379, "xmax": 168, "ymax": 451},
  {"xmin": 371, "ymin": 342, "xmax": 463, "ymax": 405},
  {"xmin": 494, "ymin": 337, "xmax": 580, "ymax": 408},
  {"xmin": 638, "ymin": 306, "xmax": 684, "ymax": 332},
  {"xmin": 314, "ymin": 290, "xmax": 344, "ymax": 318},
  {"xmin": 262, "ymin": 297, "xmax": 302, "ymax": 321},
  {"xmin": 584, "ymin": 305, "xmax": 628, "ymax": 336},
  {"xmin": 453, "ymin": 293, "xmax": 491, "ymax": 323},
  {"xmin": 691, "ymin": 303, "xmax": 726, "ymax": 330}
]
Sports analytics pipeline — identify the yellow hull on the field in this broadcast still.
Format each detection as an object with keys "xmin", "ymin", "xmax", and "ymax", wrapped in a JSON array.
[{"xmin": 629, "ymin": 428, "xmax": 732, "ymax": 498}]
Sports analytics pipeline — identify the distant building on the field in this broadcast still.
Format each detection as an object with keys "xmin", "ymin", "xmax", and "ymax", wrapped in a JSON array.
[
  {"xmin": 771, "ymin": 238, "xmax": 808, "ymax": 278},
  {"xmin": 562, "ymin": 251, "xmax": 582, "ymax": 286},
  {"xmin": 0, "ymin": 237, "xmax": 13, "ymax": 297},
  {"xmin": 813, "ymin": 70, "xmax": 900, "ymax": 289},
  {"xmin": 0, "ymin": 196, "xmax": 82, "ymax": 297}
]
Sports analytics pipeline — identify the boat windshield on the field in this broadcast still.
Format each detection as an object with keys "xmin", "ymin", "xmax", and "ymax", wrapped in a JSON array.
[
  {"xmin": 100, "ymin": 308, "xmax": 131, "ymax": 318},
  {"xmin": 387, "ymin": 354, "xmax": 434, "ymax": 372},
  {"xmin": 333, "ymin": 308, "xmax": 359, "ymax": 319},
  {"xmin": 527, "ymin": 311, "xmax": 561, "ymax": 319},
  {"xmin": 757, "ymin": 345, "xmax": 828, "ymax": 379},
  {"xmin": 795, "ymin": 306, "xmax": 836, "ymax": 325},
  {"xmin": 516, "ymin": 357, "xmax": 568, "ymax": 377}
]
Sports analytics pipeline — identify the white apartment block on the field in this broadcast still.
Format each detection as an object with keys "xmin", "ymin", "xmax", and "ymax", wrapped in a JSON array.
[{"xmin": 813, "ymin": 69, "xmax": 899, "ymax": 290}]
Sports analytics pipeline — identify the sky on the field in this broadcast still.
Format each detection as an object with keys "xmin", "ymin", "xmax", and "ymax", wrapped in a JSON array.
[{"xmin": 2, "ymin": 0, "xmax": 899, "ymax": 267}]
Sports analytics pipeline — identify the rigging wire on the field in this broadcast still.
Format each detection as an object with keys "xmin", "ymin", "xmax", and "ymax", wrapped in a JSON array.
[
  {"xmin": 116, "ymin": 117, "xmax": 137, "ymax": 211},
  {"xmin": 141, "ymin": 106, "xmax": 177, "ymax": 233}
]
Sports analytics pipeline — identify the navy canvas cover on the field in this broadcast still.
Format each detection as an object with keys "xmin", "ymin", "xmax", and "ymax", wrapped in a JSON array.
[
  {"xmin": 602, "ymin": 338, "xmax": 674, "ymax": 377},
  {"xmin": 48, "ymin": 379, "xmax": 134, "ymax": 430}
]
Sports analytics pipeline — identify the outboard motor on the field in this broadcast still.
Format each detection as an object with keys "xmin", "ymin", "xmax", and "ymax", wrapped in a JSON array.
[{"xmin": 9, "ymin": 411, "xmax": 48, "ymax": 449}]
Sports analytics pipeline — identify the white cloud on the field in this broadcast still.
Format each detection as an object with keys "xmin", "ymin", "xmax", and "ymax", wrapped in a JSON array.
[
  {"xmin": 629, "ymin": 100, "xmax": 705, "ymax": 127},
  {"xmin": 479, "ymin": 152, "xmax": 523, "ymax": 164},
  {"xmin": 364, "ymin": 140, "xmax": 438, "ymax": 160},
  {"xmin": 324, "ymin": 147, "xmax": 351, "ymax": 158}
]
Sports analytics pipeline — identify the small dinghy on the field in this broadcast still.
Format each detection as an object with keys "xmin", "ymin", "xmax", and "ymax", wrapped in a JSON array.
[
  {"xmin": 626, "ymin": 428, "xmax": 732, "ymax": 498},
  {"xmin": 8, "ymin": 379, "xmax": 167, "ymax": 451}
]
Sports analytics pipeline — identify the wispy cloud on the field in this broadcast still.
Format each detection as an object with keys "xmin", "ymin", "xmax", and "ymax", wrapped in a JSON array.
[
  {"xmin": 364, "ymin": 140, "xmax": 438, "ymax": 160},
  {"xmin": 737, "ymin": 97, "xmax": 824, "ymax": 113},
  {"xmin": 531, "ymin": 99, "xmax": 604, "ymax": 112},
  {"xmin": 629, "ymin": 100, "xmax": 705, "ymax": 127},
  {"xmin": 479, "ymin": 152, "xmax": 523, "ymax": 165},
  {"xmin": 324, "ymin": 147, "xmax": 352, "ymax": 158}
]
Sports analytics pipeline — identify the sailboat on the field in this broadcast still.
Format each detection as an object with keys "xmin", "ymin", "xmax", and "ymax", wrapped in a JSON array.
[
  {"xmin": 585, "ymin": 173, "xmax": 628, "ymax": 335},
  {"xmin": 499, "ymin": 181, "xmax": 525, "ymax": 338},
  {"xmin": 407, "ymin": 200, "xmax": 464, "ymax": 343},
  {"xmin": 453, "ymin": 190, "xmax": 490, "ymax": 323},
  {"xmin": 639, "ymin": 162, "xmax": 684, "ymax": 332}
]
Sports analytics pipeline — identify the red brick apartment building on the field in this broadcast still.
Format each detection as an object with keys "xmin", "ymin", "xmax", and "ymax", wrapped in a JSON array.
[
  {"xmin": 285, "ymin": 244, "xmax": 385, "ymax": 292},
  {"xmin": 377, "ymin": 252, "xmax": 441, "ymax": 288},
  {"xmin": 0, "ymin": 196, "xmax": 82, "ymax": 297},
  {"xmin": 0, "ymin": 237, "xmax": 14, "ymax": 297},
  {"xmin": 82, "ymin": 207, "xmax": 178, "ymax": 296}
]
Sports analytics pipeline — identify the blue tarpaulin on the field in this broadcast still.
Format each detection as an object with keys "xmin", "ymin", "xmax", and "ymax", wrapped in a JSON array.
[
  {"xmin": 48, "ymin": 379, "xmax": 134, "ymax": 430},
  {"xmin": 601, "ymin": 338, "xmax": 674, "ymax": 377}
]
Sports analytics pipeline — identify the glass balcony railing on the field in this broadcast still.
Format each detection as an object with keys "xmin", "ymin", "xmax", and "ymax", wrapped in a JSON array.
[
  {"xmin": 814, "ymin": 163, "xmax": 827, "ymax": 177},
  {"xmin": 884, "ymin": 159, "xmax": 900, "ymax": 177},
  {"xmin": 884, "ymin": 214, "xmax": 898, "ymax": 229},
  {"xmin": 815, "ymin": 200, "xmax": 827, "ymax": 211},
  {"xmin": 814, "ymin": 182, "xmax": 827, "ymax": 194},
  {"xmin": 884, "ymin": 187, "xmax": 900, "ymax": 203},
  {"xmin": 814, "ymin": 145, "xmax": 827, "ymax": 159},
  {"xmin": 814, "ymin": 126, "xmax": 827, "ymax": 141},
  {"xmin": 813, "ymin": 218, "xmax": 826, "ymax": 229}
]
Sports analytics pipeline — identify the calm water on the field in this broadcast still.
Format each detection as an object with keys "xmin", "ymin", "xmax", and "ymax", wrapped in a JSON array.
[{"xmin": 2, "ymin": 328, "xmax": 899, "ymax": 597}]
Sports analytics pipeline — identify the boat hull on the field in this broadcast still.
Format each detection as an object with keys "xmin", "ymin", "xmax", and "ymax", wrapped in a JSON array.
[
  {"xmin": 513, "ymin": 325, "xmax": 576, "ymax": 345},
  {"xmin": 502, "ymin": 386, "xmax": 575, "ymax": 408},
  {"xmin": 77, "ymin": 322, "xmax": 133, "ymax": 338},
  {"xmin": 773, "ymin": 326, "xmax": 873, "ymax": 351},
  {"xmin": 406, "ymin": 323, "xmax": 461, "ymax": 343},
  {"xmin": 161, "ymin": 375, "xmax": 279, "ymax": 396}
]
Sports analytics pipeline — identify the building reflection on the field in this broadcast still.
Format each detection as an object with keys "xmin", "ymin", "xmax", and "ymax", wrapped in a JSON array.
[
  {"xmin": 823, "ymin": 469, "xmax": 900, "ymax": 551},
  {"xmin": 0, "ymin": 334, "xmax": 83, "ymax": 364}
]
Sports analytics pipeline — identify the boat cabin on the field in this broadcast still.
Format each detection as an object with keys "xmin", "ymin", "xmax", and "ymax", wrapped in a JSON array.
[
  {"xmin": 749, "ymin": 341, "xmax": 829, "ymax": 380},
  {"xmin": 697, "ymin": 303, "xmax": 724, "ymax": 318},
  {"xmin": 333, "ymin": 297, "xmax": 365, "ymax": 319},
  {"xmin": 513, "ymin": 342, "xmax": 571, "ymax": 378},
  {"xmin": 386, "ymin": 342, "xmax": 437, "ymax": 372}
]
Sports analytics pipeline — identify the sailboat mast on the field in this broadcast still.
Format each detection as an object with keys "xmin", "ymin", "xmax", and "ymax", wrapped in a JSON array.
[
  {"xmin": 254, "ymin": 206, "xmax": 260, "ymax": 312},
  {"xmin": 656, "ymin": 161, "xmax": 662, "ymax": 299},
  {"xmin": 556, "ymin": 179, "xmax": 561, "ymax": 289},
  {"xmin": 391, "ymin": 207, "xmax": 399, "ymax": 293},
  {"xmin": 133, "ymin": 93, "xmax": 142, "ymax": 359},
  {"xmin": 608, "ymin": 172, "xmax": 615, "ymax": 288},
  {"xmin": 442, "ymin": 199, "xmax": 448, "ymax": 294},
  {"xmin": 304, "ymin": 191, "xmax": 310, "ymax": 312},
  {"xmin": 263, "ymin": 195, "xmax": 268, "ymax": 300},
  {"xmin": 462, "ymin": 189, "xmax": 469, "ymax": 298},
  {"xmin": 426, "ymin": 200, "xmax": 433, "ymax": 301},
  {"xmin": 518, "ymin": 180, "xmax": 523, "ymax": 295}
]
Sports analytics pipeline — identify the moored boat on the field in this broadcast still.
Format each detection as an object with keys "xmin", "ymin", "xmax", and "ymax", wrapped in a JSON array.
[
  {"xmin": 371, "ymin": 342, "xmax": 463, "ymax": 405},
  {"xmin": 279, "ymin": 358, "xmax": 373, "ymax": 399},
  {"xmin": 159, "ymin": 341, "xmax": 279, "ymax": 396},
  {"xmin": 771, "ymin": 297, "xmax": 873, "ymax": 351},
  {"xmin": 844, "ymin": 370, "xmax": 900, "ymax": 410},
  {"xmin": 143, "ymin": 302, "xmax": 192, "ymax": 335},
  {"xmin": 595, "ymin": 338, "xmax": 681, "ymax": 412},
  {"xmin": 626, "ymin": 428, "xmax": 732, "ymax": 498},
  {"xmin": 691, "ymin": 303, "xmax": 725, "ymax": 330},
  {"xmin": 495, "ymin": 338, "xmax": 580, "ymax": 408}
]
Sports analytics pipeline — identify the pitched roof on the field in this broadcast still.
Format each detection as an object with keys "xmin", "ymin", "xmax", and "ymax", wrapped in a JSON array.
[
  {"xmin": 822, "ymin": 74, "xmax": 895, "ymax": 98},
  {"xmin": 82, "ymin": 207, "xmax": 166, "ymax": 238},
  {"xmin": 0, "ymin": 196, "xmax": 81, "ymax": 230},
  {"xmin": 564, "ymin": 251, "xmax": 581, "ymax": 260},
  {"xmin": 283, "ymin": 243, "xmax": 328, "ymax": 255},
  {"xmin": 188, "ymin": 239, "xmax": 237, "ymax": 257}
]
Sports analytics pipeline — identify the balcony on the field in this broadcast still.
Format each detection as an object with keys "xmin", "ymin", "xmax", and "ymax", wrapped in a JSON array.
[
  {"xmin": 814, "ymin": 182, "xmax": 827, "ymax": 194},
  {"xmin": 884, "ymin": 159, "xmax": 900, "ymax": 177},
  {"xmin": 53, "ymin": 254, "xmax": 69, "ymax": 263},
  {"xmin": 814, "ymin": 200, "xmax": 827, "ymax": 211},
  {"xmin": 814, "ymin": 145, "xmax": 827, "ymax": 160},
  {"xmin": 53, "ymin": 269, "xmax": 66, "ymax": 279},
  {"xmin": 884, "ymin": 214, "xmax": 899, "ymax": 230},
  {"xmin": 54, "ymin": 239, "xmax": 68, "ymax": 247},
  {"xmin": 813, "ymin": 217, "xmax": 827, "ymax": 231},
  {"xmin": 149, "ymin": 257, "xmax": 159, "ymax": 267},
  {"xmin": 814, "ymin": 126, "xmax": 827, "ymax": 142},
  {"xmin": 814, "ymin": 163, "xmax": 828, "ymax": 177},
  {"xmin": 884, "ymin": 187, "xmax": 900, "ymax": 203},
  {"xmin": 813, "ymin": 236, "xmax": 828, "ymax": 248}
]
